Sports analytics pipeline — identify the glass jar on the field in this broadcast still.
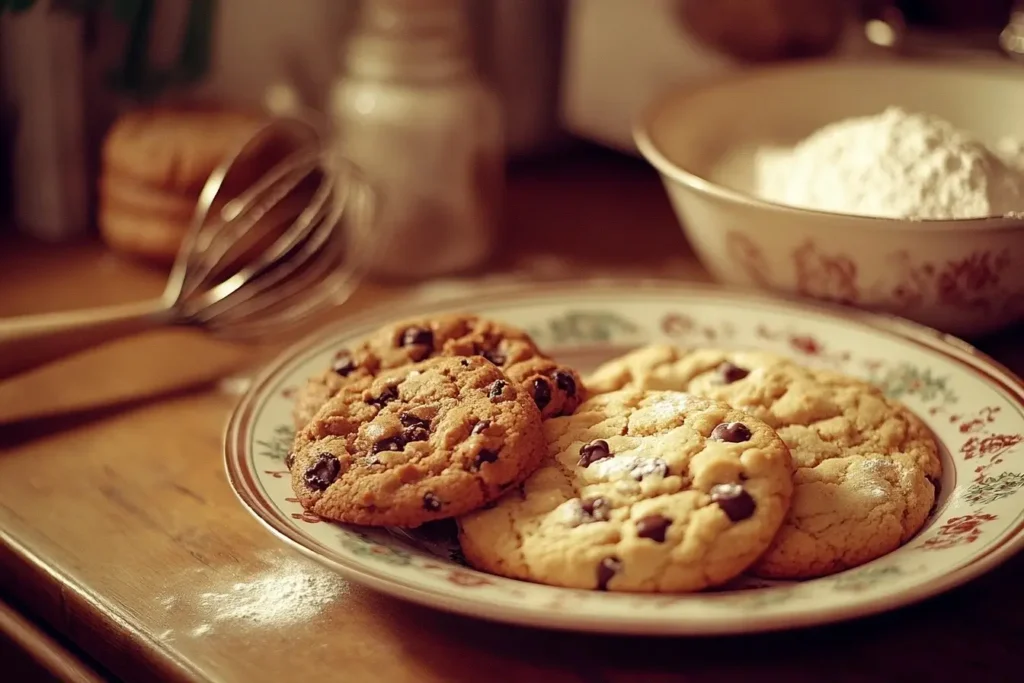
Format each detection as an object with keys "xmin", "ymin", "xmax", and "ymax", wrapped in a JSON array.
[{"xmin": 329, "ymin": 0, "xmax": 504, "ymax": 281}]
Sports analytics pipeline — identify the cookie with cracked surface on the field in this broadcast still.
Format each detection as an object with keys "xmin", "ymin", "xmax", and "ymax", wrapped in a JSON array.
[
  {"xmin": 457, "ymin": 389, "xmax": 793, "ymax": 592},
  {"xmin": 291, "ymin": 314, "xmax": 584, "ymax": 429},
  {"xmin": 586, "ymin": 344, "xmax": 941, "ymax": 579},
  {"xmin": 290, "ymin": 356, "xmax": 547, "ymax": 527}
]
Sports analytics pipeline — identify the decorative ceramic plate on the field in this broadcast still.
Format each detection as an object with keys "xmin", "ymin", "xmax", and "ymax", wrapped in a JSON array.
[{"xmin": 225, "ymin": 281, "xmax": 1024, "ymax": 635}]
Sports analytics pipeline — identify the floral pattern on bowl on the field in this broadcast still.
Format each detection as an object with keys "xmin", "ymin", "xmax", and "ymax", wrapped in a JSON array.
[
  {"xmin": 225, "ymin": 281, "xmax": 1024, "ymax": 635},
  {"xmin": 726, "ymin": 234, "xmax": 1024, "ymax": 334}
]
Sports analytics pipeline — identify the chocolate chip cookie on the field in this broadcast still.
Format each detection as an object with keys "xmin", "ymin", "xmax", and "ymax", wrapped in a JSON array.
[
  {"xmin": 290, "ymin": 356, "xmax": 547, "ymax": 527},
  {"xmin": 457, "ymin": 389, "xmax": 794, "ymax": 592},
  {"xmin": 587, "ymin": 345, "xmax": 942, "ymax": 579},
  {"xmin": 292, "ymin": 314, "xmax": 584, "ymax": 429}
]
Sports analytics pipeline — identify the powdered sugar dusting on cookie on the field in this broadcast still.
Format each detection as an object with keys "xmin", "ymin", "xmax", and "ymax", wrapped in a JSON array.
[
  {"xmin": 847, "ymin": 458, "xmax": 922, "ymax": 502},
  {"xmin": 554, "ymin": 498, "xmax": 586, "ymax": 527},
  {"xmin": 584, "ymin": 453, "xmax": 642, "ymax": 482},
  {"xmin": 645, "ymin": 393, "xmax": 696, "ymax": 420},
  {"xmin": 860, "ymin": 458, "xmax": 896, "ymax": 474}
]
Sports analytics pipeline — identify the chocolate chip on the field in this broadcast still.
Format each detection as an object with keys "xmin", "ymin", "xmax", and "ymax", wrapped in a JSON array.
[
  {"xmin": 471, "ymin": 420, "xmax": 491, "ymax": 435},
  {"xmin": 630, "ymin": 458, "xmax": 669, "ymax": 480},
  {"xmin": 488, "ymin": 379, "xmax": 508, "ymax": 400},
  {"xmin": 284, "ymin": 452, "xmax": 295, "ymax": 470},
  {"xmin": 400, "ymin": 326, "xmax": 434, "ymax": 348},
  {"xmin": 373, "ymin": 435, "xmax": 407, "ymax": 453},
  {"xmin": 710, "ymin": 422, "xmax": 752, "ymax": 443},
  {"xmin": 423, "ymin": 492, "xmax": 442, "ymax": 511},
  {"xmin": 531, "ymin": 378, "xmax": 552, "ymax": 410},
  {"xmin": 635, "ymin": 514, "xmax": 671, "ymax": 542},
  {"xmin": 483, "ymin": 347, "xmax": 506, "ymax": 366},
  {"xmin": 596, "ymin": 556, "xmax": 622, "ymax": 591},
  {"xmin": 460, "ymin": 358, "xmax": 471, "ymax": 367},
  {"xmin": 710, "ymin": 483, "xmax": 756, "ymax": 521},
  {"xmin": 553, "ymin": 370, "xmax": 577, "ymax": 397},
  {"xmin": 304, "ymin": 453, "xmax": 341, "ymax": 491},
  {"xmin": 400, "ymin": 413, "xmax": 431, "ymax": 441},
  {"xmin": 717, "ymin": 361, "xmax": 750, "ymax": 384},
  {"xmin": 367, "ymin": 384, "xmax": 398, "ymax": 408},
  {"xmin": 475, "ymin": 448, "xmax": 499, "ymax": 468},
  {"xmin": 400, "ymin": 412, "xmax": 429, "ymax": 429},
  {"xmin": 405, "ymin": 426, "xmax": 430, "ymax": 442},
  {"xmin": 332, "ymin": 354, "xmax": 357, "ymax": 377},
  {"xmin": 578, "ymin": 439, "xmax": 612, "ymax": 467},
  {"xmin": 581, "ymin": 496, "xmax": 612, "ymax": 522},
  {"xmin": 397, "ymin": 413, "xmax": 430, "ymax": 440},
  {"xmin": 391, "ymin": 413, "xmax": 428, "ymax": 446}
]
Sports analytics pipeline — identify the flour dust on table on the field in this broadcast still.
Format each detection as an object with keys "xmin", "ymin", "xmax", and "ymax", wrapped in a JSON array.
[{"xmin": 154, "ymin": 550, "xmax": 346, "ymax": 638}]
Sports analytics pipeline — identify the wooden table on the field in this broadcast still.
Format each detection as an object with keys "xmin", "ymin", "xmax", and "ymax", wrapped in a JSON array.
[{"xmin": 1, "ymin": 150, "xmax": 1022, "ymax": 683}]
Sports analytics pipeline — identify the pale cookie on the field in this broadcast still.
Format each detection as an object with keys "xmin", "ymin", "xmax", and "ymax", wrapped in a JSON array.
[
  {"xmin": 290, "ymin": 356, "xmax": 546, "ymax": 527},
  {"xmin": 292, "ymin": 314, "xmax": 584, "ymax": 429},
  {"xmin": 457, "ymin": 390, "xmax": 793, "ymax": 592},
  {"xmin": 100, "ymin": 172, "xmax": 199, "ymax": 221},
  {"xmin": 98, "ymin": 174, "xmax": 197, "ymax": 263},
  {"xmin": 97, "ymin": 205, "xmax": 189, "ymax": 264},
  {"xmin": 587, "ymin": 345, "xmax": 942, "ymax": 579},
  {"xmin": 102, "ymin": 106, "xmax": 266, "ymax": 194}
]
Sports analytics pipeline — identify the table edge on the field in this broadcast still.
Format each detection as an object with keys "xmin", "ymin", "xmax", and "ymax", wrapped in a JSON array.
[{"xmin": 0, "ymin": 528, "xmax": 207, "ymax": 683}]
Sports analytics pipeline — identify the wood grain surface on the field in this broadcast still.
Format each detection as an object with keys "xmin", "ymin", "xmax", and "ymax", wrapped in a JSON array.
[{"xmin": 0, "ymin": 150, "xmax": 1021, "ymax": 683}]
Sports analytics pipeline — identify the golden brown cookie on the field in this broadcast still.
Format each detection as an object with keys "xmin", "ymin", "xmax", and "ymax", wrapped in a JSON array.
[
  {"xmin": 587, "ymin": 345, "xmax": 941, "ymax": 579},
  {"xmin": 102, "ymin": 105, "xmax": 265, "ymax": 194},
  {"xmin": 457, "ymin": 389, "xmax": 794, "ymax": 592},
  {"xmin": 97, "ymin": 105, "xmax": 266, "ymax": 263},
  {"xmin": 97, "ymin": 173, "xmax": 197, "ymax": 263},
  {"xmin": 292, "ymin": 314, "xmax": 585, "ymax": 429},
  {"xmin": 97, "ymin": 202, "xmax": 189, "ymax": 264},
  {"xmin": 100, "ymin": 172, "xmax": 199, "ymax": 220},
  {"xmin": 290, "ymin": 356, "xmax": 547, "ymax": 527}
]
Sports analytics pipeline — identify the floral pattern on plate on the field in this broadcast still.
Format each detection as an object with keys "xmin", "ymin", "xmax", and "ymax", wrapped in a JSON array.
[{"xmin": 225, "ymin": 282, "xmax": 1024, "ymax": 635}]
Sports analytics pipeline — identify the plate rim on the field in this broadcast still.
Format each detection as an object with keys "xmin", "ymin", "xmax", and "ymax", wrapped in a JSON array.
[{"xmin": 223, "ymin": 279, "xmax": 1024, "ymax": 636}]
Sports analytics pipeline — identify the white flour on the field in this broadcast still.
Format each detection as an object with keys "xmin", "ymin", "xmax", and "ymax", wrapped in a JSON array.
[
  {"xmin": 720, "ymin": 107, "xmax": 1024, "ymax": 220},
  {"xmin": 995, "ymin": 136, "xmax": 1024, "ymax": 175},
  {"xmin": 195, "ymin": 556, "xmax": 345, "ymax": 627},
  {"xmin": 156, "ymin": 551, "xmax": 346, "ymax": 639}
]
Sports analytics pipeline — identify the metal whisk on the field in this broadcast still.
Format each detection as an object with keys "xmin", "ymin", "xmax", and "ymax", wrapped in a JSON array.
[{"xmin": 0, "ymin": 117, "xmax": 379, "ymax": 380}]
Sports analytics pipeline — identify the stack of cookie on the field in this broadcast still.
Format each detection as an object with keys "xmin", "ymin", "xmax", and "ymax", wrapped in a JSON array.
[
  {"xmin": 288, "ymin": 317, "xmax": 941, "ymax": 592},
  {"xmin": 99, "ymin": 106, "xmax": 265, "ymax": 264}
]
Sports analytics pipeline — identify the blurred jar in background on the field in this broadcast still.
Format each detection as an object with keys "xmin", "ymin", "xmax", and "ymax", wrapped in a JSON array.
[
  {"xmin": 895, "ymin": 0, "xmax": 1016, "ymax": 30},
  {"xmin": 675, "ymin": 0, "xmax": 849, "ymax": 62},
  {"xmin": 330, "ymin": 0, "xmax": 504, "ymax": 281}
]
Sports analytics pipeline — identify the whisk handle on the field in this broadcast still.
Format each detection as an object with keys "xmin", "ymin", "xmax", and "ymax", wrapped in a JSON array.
[{"xmin": 0, "ymin": 300, "xmax": 172, "ymax": 380}]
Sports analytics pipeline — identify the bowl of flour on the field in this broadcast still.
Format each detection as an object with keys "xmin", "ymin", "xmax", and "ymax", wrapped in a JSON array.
[{"xmin": 634, "ymin": 60, "xmax": 1024, "ymax": 337}]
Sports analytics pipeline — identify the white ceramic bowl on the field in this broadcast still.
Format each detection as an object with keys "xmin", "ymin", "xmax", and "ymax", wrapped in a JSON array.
[{"xmin": 634, "ymin": 60, "xmax": 1024, "ymax": 338}]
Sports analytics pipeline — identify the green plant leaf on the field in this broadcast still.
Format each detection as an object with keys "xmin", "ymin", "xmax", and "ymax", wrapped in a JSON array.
[
  {"xmin": 173, "ymin": 0, "xmax": 216, "ymax": 84},
  {"xmin": 107, "ymin": 0, "xmax": 142, "ymax": 22},
  {"xmin": 7, "ymin": 0, "xmax": 39, "ymax": 13},
  {"xmin": 111, "ymin": 0, "xmax": 153, "ymax": 92}
]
